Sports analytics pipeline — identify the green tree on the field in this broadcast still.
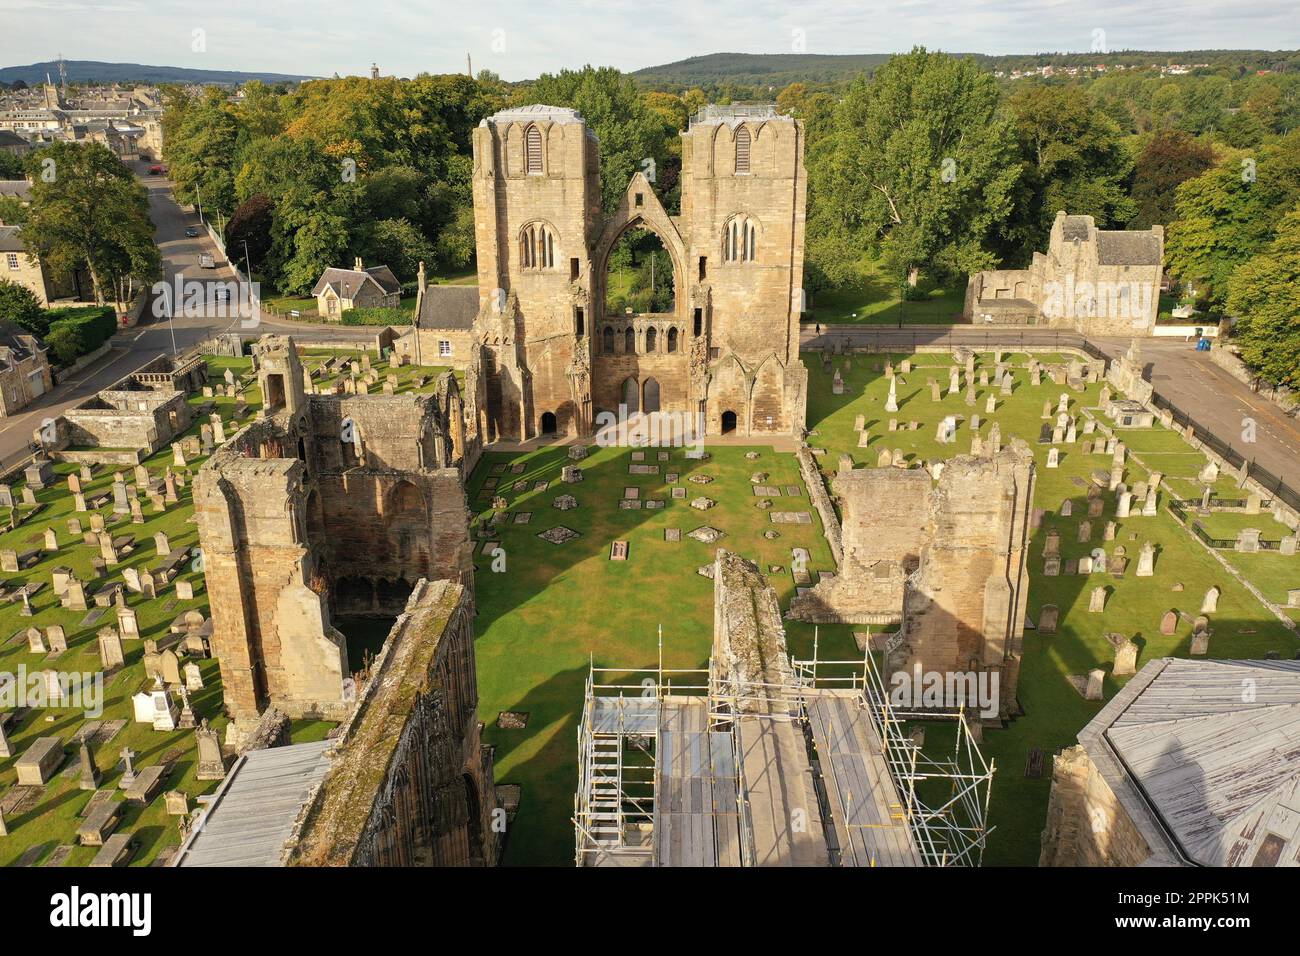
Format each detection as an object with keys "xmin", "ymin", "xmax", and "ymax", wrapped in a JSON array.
[
  {"xmin": 21, "ymin": 142, "xmax": 160, "ymax": 308},
  {"xmin": 1165, "ymin": 130, "xmax": 1300, "ymax": 306},
  {"xmin": 0, "ymin": 278, "xmax": 45, "ymax": 334},
  {"xmin": 808, "ymin": 48, "xmax": 1020, "ymax": 287},
  {"xmin": 1226, "ymin": 208, "xmax": 1300, "ymax": 386},
  {"xmin": 356, "ymin": 218, "xmax": 435, "ymax": 283},
  {"xmin": 1129, "ymin": 129, "xmax": 1215, "ymax": 229},
  {"xmin": 1008, "ymin": 84, "xmax": 1136, "ymax": 250},
  {"xmin": 165, "ymin": 87, "xmax": 242, "ymax": 218},
  {"xmin": 525, "ymin": 67, "xmax": 672, "ymax": 213}
]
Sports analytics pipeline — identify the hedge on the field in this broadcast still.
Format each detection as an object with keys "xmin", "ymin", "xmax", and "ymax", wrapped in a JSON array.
[
  {"xmin": 43, "ymin": 305, "xmax": 117, "ymax": 366},
  {"xmin": 339, "ymin": 307, "xmax": 412, "ymax": 326}
]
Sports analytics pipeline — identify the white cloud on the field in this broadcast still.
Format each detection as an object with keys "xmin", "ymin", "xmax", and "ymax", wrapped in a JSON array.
[{"xmin": 0, "ymin": 0, "xmax": 1294, "ymax": 80}]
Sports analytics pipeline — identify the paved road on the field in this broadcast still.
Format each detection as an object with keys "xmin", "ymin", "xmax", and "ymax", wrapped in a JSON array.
[{"xmin": 799, "ymin": 324, "xmax": 1300, "ymax": 494}]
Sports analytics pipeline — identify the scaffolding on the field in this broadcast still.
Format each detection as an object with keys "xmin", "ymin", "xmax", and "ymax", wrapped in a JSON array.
[{"xmin": 575, "ymin": 634, "xmax": 996, "ymax": 867}]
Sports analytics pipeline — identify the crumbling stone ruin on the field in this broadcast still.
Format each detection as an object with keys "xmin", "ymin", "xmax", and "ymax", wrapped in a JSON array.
[
  {"xmin": 176, "ymin": 580, "xmax": 499, "ymax": 867},
  {"xmin": 791, "ymin": 441, "xmax": 1036, "ymax": 717},
  {"xmin": 457, "ymin": 103, "xmax": 808, "ymax": 441},
  {"xmin": 195, "ymin": 335, "xmax": 474, "ymax": 737},
  {"xmin": 286, "ymin": 580, "xmax": 499, "ymax": 866},
  {"xmin": 40, "ymin": 354, "xmax": 207, "ymax": 455}
]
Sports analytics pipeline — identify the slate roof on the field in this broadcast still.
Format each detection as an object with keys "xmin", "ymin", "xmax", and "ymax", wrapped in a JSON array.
[
  {"xmin": 0, "ymin": 224, "xmax": 28, "ymax": 251},
  {"xmin": 311, "ymin": 264, "xmax": 401, "ymax": 299},
  {"xmin": 171, "ymin": 740, "xmax": 333, "ymax": 867},
  {"xmin": 1097, "ymin": 230, "xmax": 1163, "ymax": 266},
  {"xmin": 1079, "ymin": 658, "xmax": 1300, "ymax": 867},
  {"xmin": 0, "ymin": 320, "xmax": 41, "ymax": 371},
  {"xmin": 0, "ymin": 180, "xmax": 30, "ymax": 201},
  {"xmin": 1061, "ymin": 215, "xmax": 1093, "ymax": 242},
  {"xmin": 416, "ymin": 284, "xmax": 480, "ymax": 330}
]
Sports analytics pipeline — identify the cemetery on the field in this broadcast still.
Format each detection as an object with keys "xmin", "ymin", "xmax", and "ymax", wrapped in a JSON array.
[{"xmin": 0, "ymin": 345, "xmax": 454, "ymax": 866}]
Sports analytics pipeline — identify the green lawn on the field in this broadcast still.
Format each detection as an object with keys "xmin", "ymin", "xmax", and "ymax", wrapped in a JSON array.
[
  {"xmin": 807, "ymin": 257, "xmax": 966, "ymax": 326},
  {"xmin": 469, "ymin": 442, "xmax": 840, "ymax": 866}
]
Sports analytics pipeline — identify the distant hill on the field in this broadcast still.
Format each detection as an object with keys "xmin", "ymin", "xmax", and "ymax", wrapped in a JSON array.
[
  {"xmin": 633, "ymin": 49, "xmax": 1300, "ymax": 89},
  {"xmin": 0, "ymin": 60, "xmax": 316, "ymax": 87},
  {"xmin": 632, "ymin": 53, "xmax": 904, "ymax": 88}
]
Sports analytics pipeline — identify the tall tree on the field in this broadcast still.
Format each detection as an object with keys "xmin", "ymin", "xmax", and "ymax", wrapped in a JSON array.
[
  {"xmin": 1008, "ymin": 84, "xmax": 1136, "ymax": 250},
  {"xmin": 1226, "ymin": 207, "xmax": 1300, "ymax": 386},
  {"xmin": 1165, "ymin": 130, "xmax": 1300, "ymax": 306},
  {"xmin": 1129, "ymin": 129, "xmax": 1215, "ymax": 229},
  {"xmin": 21, "ymin": 142, "xmax": 159, "ymax": 308},
  {"xmin": 808, "ymin": 48, "xmax": 1020, "ymax": 287}
]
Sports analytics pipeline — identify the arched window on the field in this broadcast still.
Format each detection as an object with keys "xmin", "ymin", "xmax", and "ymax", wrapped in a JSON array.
[
  {"xmin": 625, "ymin": 328, "xmax": 635, "ymax": 354},
  {"xmin": 520, "ymin": 223, "xmax": 556, "ymax": 270},
  {"xmin": 667, "ymin": 327, "xmax": 678, "ymax": 353},
  {"xmin": 735, "ymin": 126, "xmax": 751, "ymax": 174},
  {"xmin": 602, "ymin": 326, "xmax": 614, "ymax": 354},
  {"xmin": 525, "ymin": 124, "xmax": 543, "ymax": 174},
  {"xmin": 645, "ymin": 326, "xmax": 657, "ymax": 353},
  {"xmin": 724, "ymin": 216, "xmax": 758, "ymax": 263}
]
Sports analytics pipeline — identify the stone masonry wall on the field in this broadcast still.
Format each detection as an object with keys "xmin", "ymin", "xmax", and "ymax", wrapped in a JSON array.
[{"xmin": 1039, "ymin": 744, "xmax": 1153, "ymax": 866}]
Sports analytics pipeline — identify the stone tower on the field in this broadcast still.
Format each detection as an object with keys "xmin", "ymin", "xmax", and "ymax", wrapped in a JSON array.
[
  {"xmin": 471, "ymin": 105, "xmax": 602, "ymax": 442},
  {"xmin": 469, "ymin": 103, "xmax": 808, "ymax": 442}
]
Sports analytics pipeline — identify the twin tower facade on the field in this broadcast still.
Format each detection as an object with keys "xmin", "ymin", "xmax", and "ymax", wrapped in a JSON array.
[{"xmin": 468, "ymin": 103, "xmax": 808, "ymax": 442}]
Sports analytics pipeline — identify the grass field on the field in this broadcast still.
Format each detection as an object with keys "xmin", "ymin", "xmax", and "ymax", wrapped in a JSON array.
[
  {"xmin": 807, "ymin": 257, "xmax": 966, "ymax": 326},
  {"xmin": 468, "ymin": 442, "xmax": 840, "ymax": 865}
]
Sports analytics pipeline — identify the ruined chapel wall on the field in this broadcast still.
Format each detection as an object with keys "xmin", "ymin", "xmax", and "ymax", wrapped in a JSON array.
[{"xmin": 1039, "ymin": 744, "xmax": 1153, "ymax": 867}]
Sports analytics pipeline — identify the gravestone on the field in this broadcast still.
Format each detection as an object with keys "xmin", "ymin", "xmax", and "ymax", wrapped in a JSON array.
[
  {"xmin": 1088, "ymin": 587, "xmax": 1106, "ymax": 613},
  {"xmin": 1135, "ymin": 541, "xmax": 1156, "ymax": 577},
  {"xmin": 1106, "ymin": 633, "xmax": 1138, "ymax": 676},
  {"xmin": 1038, "ymin": 605, "xmax": 1059, "ymax": 633},
  {"xmin": 1159, "ymin": 610, "xmax": 1178, "ymax": 636}
]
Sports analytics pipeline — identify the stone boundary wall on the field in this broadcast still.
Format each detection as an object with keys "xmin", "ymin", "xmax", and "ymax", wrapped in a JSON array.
[
  {"xmin": 1210, "ymin": 344, "xmax": 1297, "ymax": 413},
  {"xmin": 797, "ymin": 444, "xmax": 842, "ymax": 566}
]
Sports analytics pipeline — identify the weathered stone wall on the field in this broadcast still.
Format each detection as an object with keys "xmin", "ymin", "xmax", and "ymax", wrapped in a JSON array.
[
  {"xmin": 1039, "ymin": 744, "xmax": 1153, "ymax": 866},
  {"xmin": 62, "ymin": 388, "xmax": 190, "ymax": 452},
  {"xmin": 900, "ymin": 444, "xmax": 1036, "ymax": 713},
  {"xmin": 790, "ymin": 443, "xmax": 1036, "ymax": 716},
  {"xmin": 796, "ymin": 446, "xmax": 841, "ymax": 566},
  {"xmin": 286, "ymin": 579, "xmax": 499, "ymax": 867},
  {"xmin": 196, "ymin": 336, "xmax": 473, "ymax": 731},
  {"xmin": 712, "ymin": 550, "xmax": 796, "ymax": 712}
]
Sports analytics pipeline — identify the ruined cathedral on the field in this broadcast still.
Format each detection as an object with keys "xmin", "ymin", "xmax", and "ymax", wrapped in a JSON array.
[{"xmin": 462, "ymin": 103, "xmax": 808, "ymax": 441}]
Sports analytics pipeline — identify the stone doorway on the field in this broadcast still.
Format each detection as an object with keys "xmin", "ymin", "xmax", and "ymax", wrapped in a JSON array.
[{"xmin": 721, "ymin": 409, "xmax": 737, "ymax": 434}]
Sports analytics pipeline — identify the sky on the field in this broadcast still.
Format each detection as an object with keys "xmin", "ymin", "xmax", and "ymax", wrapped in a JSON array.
[{"xmin": 0, "ymin": 0, "xmax": 1296, "ymax": 80}]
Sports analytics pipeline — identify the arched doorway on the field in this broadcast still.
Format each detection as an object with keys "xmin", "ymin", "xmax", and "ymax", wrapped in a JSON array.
[
  {"xmin": 721, "ymin": 410, "xmax": 738, "ymax": 434},
  {"xmin": 604, "ymin": 226, "xmax": 677, "ymax": 318},
  {"xmin": 622, "ymin": 377, "xmax": 639, "ymax": 414},
  {"xmin": 540, "ymin": 411, "xmax": 557, "ymax": 437},
  {"xmin": 643, "ymin": 378, "xmax": 661, "ymax": 414}
]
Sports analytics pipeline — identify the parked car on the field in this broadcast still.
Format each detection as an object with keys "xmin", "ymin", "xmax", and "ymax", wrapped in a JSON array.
[
  {"xmin": 200, "ymin": 253, "xmax": 215, "ymax": 269},
  {"xmin": 185, "ymin": 227, "xmax": 198, "ymax": 238},
  {"xmin": 149, "ymin": 165, "xmax": 164, "ymax": 175}
]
